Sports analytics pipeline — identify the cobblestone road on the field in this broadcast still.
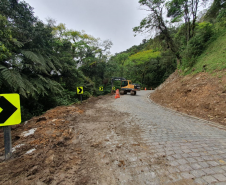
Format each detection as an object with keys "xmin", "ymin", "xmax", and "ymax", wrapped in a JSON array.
[{"xmin": 107, "ymin": 90, "xmax": 226, "ymax": 184}]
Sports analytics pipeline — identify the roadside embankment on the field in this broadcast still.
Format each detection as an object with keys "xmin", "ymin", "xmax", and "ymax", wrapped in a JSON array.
[{"xmin": 151, "ymin": 70, "xmax": 226, "ymax": 126}]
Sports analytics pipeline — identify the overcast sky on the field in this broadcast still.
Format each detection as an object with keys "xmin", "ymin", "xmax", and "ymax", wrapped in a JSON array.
[{"xmin": 24, "ymin": 0, "xmax": 149, "ymax": 55}]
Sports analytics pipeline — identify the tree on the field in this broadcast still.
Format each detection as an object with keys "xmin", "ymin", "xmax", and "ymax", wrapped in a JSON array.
[
  {"xmin": 133, "ymin": 0, "xmax": 182, "ymax": 64},
  {"xmin": 115, "ymin": 53, "xmax": 129, "ymax": 77},
  {"xmin": 128, "ymin": 49, "xmax": 161, "ymax": 85},
  {"xmin": 205, "ymin": 0, "xmax": 226, "ymax": 21},
  {"xmin": 0, "ymin": 14, "xmax": 12, "ymax": 61},
  {"xmin": 166, "ymin": 0, "xmax": 206, "ymax": 43},
  {"xmin": 0, "ymin": 1, "xmax": 64, "ymax": 98}
]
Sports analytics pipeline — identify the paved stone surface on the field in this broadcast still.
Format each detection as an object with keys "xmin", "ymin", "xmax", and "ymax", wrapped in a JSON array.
[
  {"xmin": 109, "ymin": 90, "xmax": 226, "ymax": 184},
  {"xmin": 213, "ymin": 174, "xmax": 226, "ymax": 181}
]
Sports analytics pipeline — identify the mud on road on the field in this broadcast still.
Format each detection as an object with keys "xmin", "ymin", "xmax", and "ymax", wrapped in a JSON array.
[
  {"xmin": 0, "ymin": 95, "xmax": 125, "ymax": 185},
  {"xmin": 0, "ymin": 93, "xmax": 170, "ymax": 185},
  {"xmin": 1, "ymin": 91, "xmax": 226, "ymax": 185}
]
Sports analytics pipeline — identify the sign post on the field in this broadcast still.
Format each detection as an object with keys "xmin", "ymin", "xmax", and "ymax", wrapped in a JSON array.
[
  {"xmin": 0, "ymin": 94, "xmax": 21, "ymax": 160},
  {"xmin": 99, "ymin": 86, "xmax": 103, "ymax": 91},
  {"xmin": 4, "ymin": 126, "xmax": 12, "ymax": 160},
  {"xmin": 77, "ymin": 87, "xmax": 83, "ymax": 103}
]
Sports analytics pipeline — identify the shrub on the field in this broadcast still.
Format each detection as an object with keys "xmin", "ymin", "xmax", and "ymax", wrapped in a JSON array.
[{"xmin": 182, "ymin": 22, "xmax": 214, "ymax": 68}]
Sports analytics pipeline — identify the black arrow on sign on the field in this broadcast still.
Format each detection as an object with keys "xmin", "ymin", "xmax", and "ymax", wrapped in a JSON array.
[
  {"xmin": 0, "ymin": 96, "xmax": 17, "ymax": 124},
  {"xmin": 78, "ymin": 88, "xmax": 82, "ymax": 93}
]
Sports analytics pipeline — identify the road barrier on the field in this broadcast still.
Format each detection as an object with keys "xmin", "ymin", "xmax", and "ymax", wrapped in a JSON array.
[{"xmin": 115, "ymin": 89, "xmax": 120, "ymax": 99}]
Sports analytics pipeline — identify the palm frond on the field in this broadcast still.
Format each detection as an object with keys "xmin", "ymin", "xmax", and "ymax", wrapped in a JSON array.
[
  {"xmin": 21, "ymin": 50, "xmax": 49, "ymax": 74},
  {"xmin": 0, "ymin": 65, "xmax": 27, "ymax": 95},
  {"xmin": 11, "ymin": 39, "xmax": 24, "ymax": 48},
  {"xmin": 30, "ymin": 75, "xmax": 63, "ymax": 96},
  {"xmin": 36, "ymin": 53, "xmax": 51, "ymax": 72},
  {"xmin": 21, "ymin": 50, "xmax": 39, "ymax": 63},
  {"xmin": 44, "ymin": 55, "xmax": 56, "ymax": 71},
  {"xmin": 30, "ymin": 78, "xmax": 47, "ymax": 96},
  {"xmin": 21, "ymin": 74, "xmax": 38, "ymax": 96},
  {"xmin": 51, "ymin": 55, "xmax": 62, "ymax": 68}
]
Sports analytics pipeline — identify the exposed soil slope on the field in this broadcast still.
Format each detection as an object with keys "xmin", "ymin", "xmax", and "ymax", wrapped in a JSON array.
[
  {"xmin": 151, "ymin": 70, "xmax": 226, "ymax": 126},
  {"xmin": 0, "ymin": 95, "xmax": 126, "ymax": 185}
]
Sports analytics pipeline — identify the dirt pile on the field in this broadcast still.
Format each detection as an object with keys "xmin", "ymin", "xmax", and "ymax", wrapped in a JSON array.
[
  {"xmin": 0, "ymin": 96, "xmax": 106, "ymax": 185},
  {"xmin": 151, "ymin": 70, "xmax": 226, "ymax": 126}
]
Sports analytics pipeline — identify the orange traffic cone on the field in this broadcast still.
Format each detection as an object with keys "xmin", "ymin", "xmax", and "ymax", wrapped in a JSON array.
[
  {"xmin": 115, "ymin": 89, "xmax": 120, "ymax": 99},
  {"xmin": 145, "ymin": 87, "xmax": 146, "ymax": 91}
]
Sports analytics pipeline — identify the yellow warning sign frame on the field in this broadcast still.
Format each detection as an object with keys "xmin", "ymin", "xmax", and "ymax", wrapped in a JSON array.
[
  {"xmin": 0, "ymin": 94, "xmax": 21, "ymax": 126},
  {"xmin": 77, "ymin": 87, "xmax": 83, "ymax": 94}
]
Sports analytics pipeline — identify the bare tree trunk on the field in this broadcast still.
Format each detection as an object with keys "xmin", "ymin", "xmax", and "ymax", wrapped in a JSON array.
[
  {"xmin": 141, "ymin": 73, "xmax": 144, "ymax": 86},
  {"xmin": 191, "ymin": 0, "xmax": 199, "ymax": 37},
  {"xmin": 184, "ymin": 0, "xmax": 190, "ymax": 45},
  {"xmin": 155, "ymin": 9, "xmax": 181, "ymax": 64}
]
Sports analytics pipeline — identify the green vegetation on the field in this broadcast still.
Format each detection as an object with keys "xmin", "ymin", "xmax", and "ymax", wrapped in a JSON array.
[
  {"xmin": 0, "ymin": 0, "xmax": 113, "ymax": 121},
  {"xmin": 130, "ymin": 0, "xmax": 226, "ymax": 77},
  {"xmin": 109, "ymin": 0, "xmax": 226, "ymax": 89},
  {"xmin": 108, "ymin": 41, "xmax": 177, "ymax": 89},
  {"xmin": 183, "ymin": 31, "xmax": 226, "ymax": 75},
  {"xmin": 1, "ymin": 0, "xmax": 226, "ymax": 121}
]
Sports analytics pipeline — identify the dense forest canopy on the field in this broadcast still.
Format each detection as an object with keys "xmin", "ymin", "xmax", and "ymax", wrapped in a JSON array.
[
  {"xmin": 0, "ymin": 0, "xmax": 114, "ymax": 120},
  {"xmin": 0, "ymin": 0, "xmax": 226, "ymax": 121}
]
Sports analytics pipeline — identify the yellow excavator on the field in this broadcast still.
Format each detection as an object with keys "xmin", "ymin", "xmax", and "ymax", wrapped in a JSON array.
[{"xmin": 111, "ymin": 77, "xmax": 140, "ymax": 95}]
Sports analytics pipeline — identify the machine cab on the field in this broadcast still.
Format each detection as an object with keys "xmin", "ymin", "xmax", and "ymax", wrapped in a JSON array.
[{"xmin": 121, "ymin": 80, "xmax": 131, "ymax": 88}]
